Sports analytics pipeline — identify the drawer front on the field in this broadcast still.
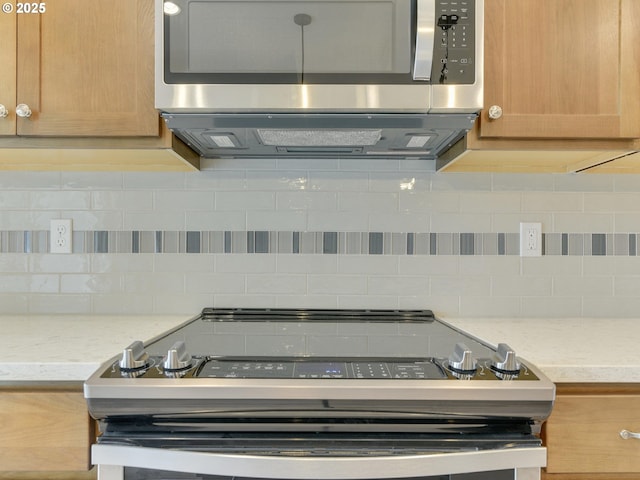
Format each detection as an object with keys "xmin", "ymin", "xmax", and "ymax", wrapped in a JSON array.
[
  {"xmin": 0, "ymin": 389, "xmax": 93, "ymax": 471},
  {"xmin": 546, "ymin": 395, "xmax": 640, "ymax": 473}
]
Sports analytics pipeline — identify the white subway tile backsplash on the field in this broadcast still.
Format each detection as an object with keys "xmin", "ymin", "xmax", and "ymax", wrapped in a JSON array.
[
  {"xmin": 1, "ymin": 165, "xmax": 640, "ymax": 317},
  {"xmin": 399, "ymin": 192, "xmax": 460, "ymax": 213},
  {"xmin": 0, "ymin": 172, "xmax": 61, "ymax": 189},
  {"xmin": 92, "ymin": 294, "xmax": 155, "ymax": 314},
  {"xmin": 431, "ymin": 276, "xmax": 491, "ymax": 296},
  {"xmin": 61, "ymin": 274, "xmax": 121, "ymax": 294},
  {"xmin": 185, "ymin": 212, "xmax": 246, "ymax": 231},
  {"xmin": 123, "ymin": 212, "xmax": 186, "ymax": 230},
  {"xmin": 33, "ymin": 254, "xmax": 90, "ymax": 273},
  {"xmin": 430, "ymin": 213, "xmax": 492, "ymax": 232},
  {"xmin": 585, "ymin": 192, "xmax": 640, "ymax": 212},
  {"xmin": 554, "ymin": 173, "xmax": 614, "ymax": 192},
  {"xmin": 31, "ymin": 191, "xmax": 91, "ymax": 210},
  {"xmin": 552, "ymin": 213, "xmax": 613, "ymax": 233},
  {"xmin": 0, "ymin": 294, "xmax": 29, "ymax": 313},
  {"xmin": 246, "ymin": 211, "xmax": 307, "ymax": 231},
  {"xmin": 553, "ymin": 275, "xmax": 613, "ymax": 297},
  {"xmin": 368, "ymin": 212, "xmax": 429, "ymax": 233},
  {"xmin": 492, "ymin": 275, "xmax": 553, "ymax": 297},
  {"xmin": 185, "ymin": 273, "xmax": 245, "ymax": 294},
  {"xmin": 186, "ymin": 170, "xmax": 247, "ymax": 190},
  {"xmin": 216, "ymin": 254, "xmax": 277, "ymax": 273},
  {"xmin": 276, "ymin": 191, "xmax": 337, "ymax": 211},
  {"xmin": 367, "ymin": 275, "xmax": 429, "ymax": 296},
  {"xmin": 522, "ymin": 192, "xmax": 583, "ymax": 212},
  {"xmin": 61, "ymin": 172, "xmax": 124, "ymax": 190},
  {"xmin": 277, "ymin": 255, "xmax": 338, "ymax": 274},
  {"xmin": 460, "ymin": 192, "xmax": 522, "ymax": 213},
  {"xmin": 431, "ymin": 173, "xmax": 492, "ymax": 191},
  {"xmin": 246, "ymin": 274, "xmax": 307, "ymax": 294},
  {"xmin": 307, "ymin": 171, "xmax": 369, "ymax": 192},
  {"xmin": 338, "ymin": 192, "xmax": 399, "ymax": 213},
  {"xmin": 154, "ymin": 191, "xmax": 215, "ymax": 211},
  {"xmin": 308, "ymin": 275, "xmax": 367, "ymax": 295},
  {"xmin": 459, "ymin": 296, "xmax": 521, "ymax": 317},
  {"xmin": 215, "ymin": 191, "xmax": 276, "ymax": 211},
  {"xmin": 123, "ymin": 273, "xmax": 184, "ymax": 294},
  {"xmin": 28, "ymin": 294, "xmax": 91, "ymax": 314},
  {"xmin": 0, "ymin": 191, "xmax": 30, "ymax": 209},
  {"xmin": 520, "ymin": 296, "xmax": 582, "ymax": 317},
  {"xmin": 307, "ymin": 212, "xmax": 368, "ymax": 231},
  {"xmin": 92, "ymin": 191, "xmax": 153, "ymax": 211},
  {"xmin": 123, "ymin": 172, "xmax": 186, "ymax": 189}
]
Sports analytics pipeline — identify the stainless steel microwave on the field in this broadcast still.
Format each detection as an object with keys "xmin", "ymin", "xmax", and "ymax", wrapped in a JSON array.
[{"xmin": 155, "ymin": 0, "xmax": 484, "ymax": 160}]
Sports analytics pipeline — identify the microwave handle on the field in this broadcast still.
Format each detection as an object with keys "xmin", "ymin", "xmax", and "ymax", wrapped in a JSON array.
[
  {"xmin": 93, "ymin": 444, "xmax": 546, "ymax": 480},
  {"xmin": 413, "ymin": 0, "xmax": 436, "ymax": 81}
]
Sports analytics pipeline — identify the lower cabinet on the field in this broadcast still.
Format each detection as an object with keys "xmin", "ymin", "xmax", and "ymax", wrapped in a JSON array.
[
  {"xmin": 543, "ymin": 384, "xmax": 640, "ymax": 480},
  {"xmin": 0, "ymin": 387, "xmax": 95, "ymax": 473}
]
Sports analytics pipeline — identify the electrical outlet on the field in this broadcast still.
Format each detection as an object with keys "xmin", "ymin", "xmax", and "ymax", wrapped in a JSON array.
[
  {"xmin": 50, "ymin": 219, "xmax": 73, "ymax": 254},
  {"xmin": 520, "ymin": 222, "xmax": 542, "ymax": 257}
]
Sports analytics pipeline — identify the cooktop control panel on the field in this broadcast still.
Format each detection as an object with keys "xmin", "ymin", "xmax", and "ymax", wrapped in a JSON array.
[
  {"xmin": 198, "ymin": 360, "xmax": 446, "ymax": 379},
  {"xmin": 101, "ymin": 356, "xmax": 539, "ymax": 381}
]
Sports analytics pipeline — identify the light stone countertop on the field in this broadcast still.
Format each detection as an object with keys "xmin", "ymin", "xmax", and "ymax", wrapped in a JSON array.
[
  {"xmin": 443, "ymin": 317, "xmax": 640, "ymax": 383},
  {"xmin": 0, "ymin": 315, "xmax": 637, "ymax": 384},
  {"xmin": 0, "ymin": 315, "xmax": 191, "ymax": 383}
]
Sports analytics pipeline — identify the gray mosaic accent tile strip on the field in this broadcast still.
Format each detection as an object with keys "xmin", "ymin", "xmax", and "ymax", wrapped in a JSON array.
[{"xmin": 2, "ymin": 231, "xmax": 640, "ymax": 256}]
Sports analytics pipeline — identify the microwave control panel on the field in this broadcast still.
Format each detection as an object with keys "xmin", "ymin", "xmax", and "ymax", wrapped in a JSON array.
[{"xmin": 432, "ymin": 0, "xmax": 476, "ymax": 85}]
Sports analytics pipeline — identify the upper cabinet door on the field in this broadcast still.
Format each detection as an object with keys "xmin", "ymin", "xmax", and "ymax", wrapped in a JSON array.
[
  {"xmin": 0, "ymin": 10, "xmax": 16, "ymax": 136},
  {"xmin": 480, "ymin": 0, "xmax": 640, "ymax": 139},
  {"xmin": 16, "ymin": 0, "xmax": 158, "ymax": 137}
]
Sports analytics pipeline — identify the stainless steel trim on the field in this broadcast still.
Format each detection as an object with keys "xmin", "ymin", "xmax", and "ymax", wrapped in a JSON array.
[
  {"xmin": 84, "ymin": 373, "xmax": 556, "ymax": 401},
  {"xmin": 93, "ymin": 444, "xmax": 546, "ymax": 479},
  {"xmin": 413, "ymin": 0, "xmax": 435, "ymax": 80}
]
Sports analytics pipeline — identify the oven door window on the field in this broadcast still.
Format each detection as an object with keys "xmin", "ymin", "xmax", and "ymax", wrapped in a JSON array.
[
  {"xmin": 124, "ymin": 467, "xmax": 516, "ymax": 480},
  {"xmin": 162, "ymin": 0, "xmax": 414, "ymax": 84}
]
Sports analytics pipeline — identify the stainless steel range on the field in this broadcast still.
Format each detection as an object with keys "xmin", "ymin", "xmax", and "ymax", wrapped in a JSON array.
[{"xmin": 84, "ymin": 309, "xmax": 555, "ymax": 480}]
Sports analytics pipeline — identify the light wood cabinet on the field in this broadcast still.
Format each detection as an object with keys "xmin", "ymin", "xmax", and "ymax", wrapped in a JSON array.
[
  {"xmin": 15, "ymin": 0, "xmax": 157, "ymax": 137},
  {"xmin": 480, "ymin": 0, "xmax": 640, "ymax": 140},
  {"xmin": 0, "ymin": 0, "xmax": 199, "ymax": 171},
  {"xmin": 441, "ymin": 0, "xmax": 640, "ymax": 173},
  {"xmin": 0, "ymin": 6, "xmax": 16, "ymax": 136},
  {"xmin": 0, "ymin": 387, "xmax": 95, "ymax": 472},
  {"xmin": 543, "ymin": 384, "xmax": 640, "ymax": 480}
]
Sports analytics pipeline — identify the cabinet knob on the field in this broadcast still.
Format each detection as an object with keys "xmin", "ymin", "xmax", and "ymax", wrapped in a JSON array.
[
  {"xmin": 620, "ymin": 430, "xmax": 640, "ymax": 440},
  {"xmin": 487, "ymin": 105, "xmax": 503, "ymax": 120},
  {"xmin": 0, "ymin": 104, "xmax": 7, "ymax": 118},
  {"xmin": 15, "ymin": 103, "xmax": 32, "ymax": 118}
]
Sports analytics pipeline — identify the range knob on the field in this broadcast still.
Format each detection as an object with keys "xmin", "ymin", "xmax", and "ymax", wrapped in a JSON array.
[
  {"xmin": 448, "ymin": 343, "xmax": 477, "ymax": 373},
  {"xmin": 491, "ymin": 343, "xmax": 521, "ymax": 373},
  {"xmin": 119, "ymin": 341, "xmax": 149, "ymax": 370},
  {"xmin": 163, "ymin": 341, "xmax": 192, "ymax": 371}
]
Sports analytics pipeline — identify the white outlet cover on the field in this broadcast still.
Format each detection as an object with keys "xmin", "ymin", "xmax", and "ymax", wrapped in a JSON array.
[
  {"xmin": 50, "ymin": 219, "xmax": 73, "ymax": 254},
  {"xmin": 519, "ymin": 222, "xmax": 542, "ymax": 257}
]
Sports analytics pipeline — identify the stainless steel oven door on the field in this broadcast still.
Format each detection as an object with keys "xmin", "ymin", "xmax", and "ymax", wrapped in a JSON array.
[{"xmin": 93, "ymin": 444, "xmax": 546, "ymax": 480}]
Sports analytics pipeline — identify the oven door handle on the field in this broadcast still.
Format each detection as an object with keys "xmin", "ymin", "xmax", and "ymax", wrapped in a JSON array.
[{"xmin": 93, "ymin": 444, "xmax": 546, "ymax": 480}]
